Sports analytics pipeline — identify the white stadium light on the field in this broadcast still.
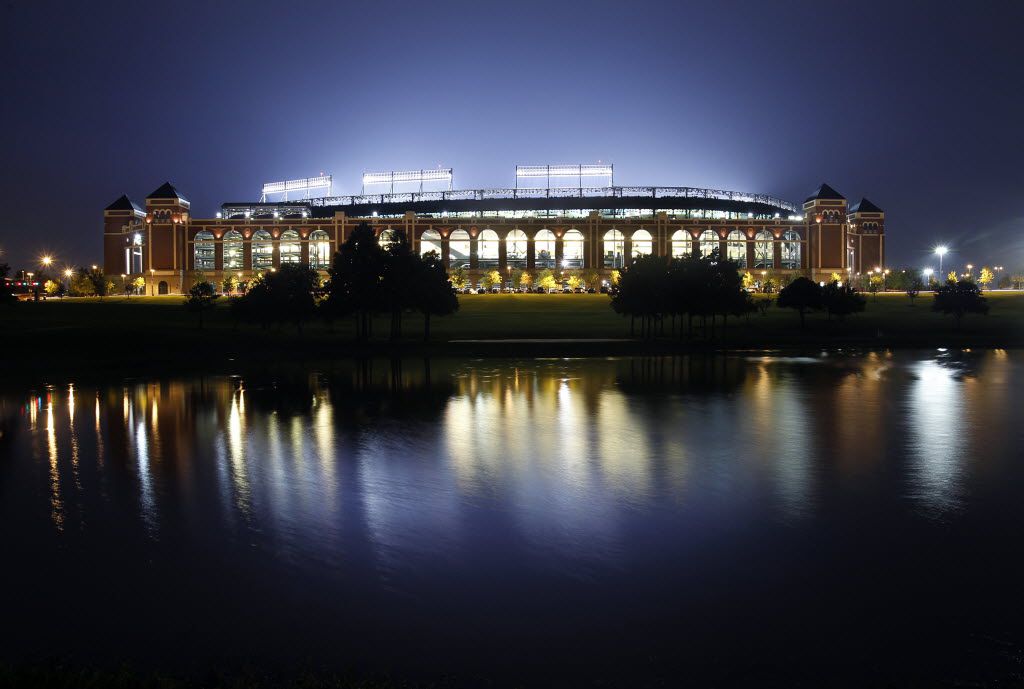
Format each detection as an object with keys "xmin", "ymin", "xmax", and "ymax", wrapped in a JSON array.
[
  {"xmin": 515, "ymin": 164, "xmax": 614, "ymax": 189},
  {"xmin": 260, "ymin": 175, "xmax": 333, "ymax": 202},
  {"xmin": 362, "ymin": 169, "xmax": 454, "ymax": 194}
]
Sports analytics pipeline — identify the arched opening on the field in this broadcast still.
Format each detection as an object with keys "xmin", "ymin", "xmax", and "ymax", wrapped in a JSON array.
[
  {"xmin": 534, "ymin": 229, "xmax": 555, "ymax": 268},
  {"xmin": 223, "ymin": 230, "xmax": 243, "ymax": 270},
  {"xmin": 603, "ymin": 229, "xmax": 624, "ymax": 268},
  {"xmin": 562, "ymin": 229, "xmax": 584, "ymax": 268},
  {"xmin": 378, "ymin": 228, "xmax": 399, "ymax": 248},
  {"xmin": 252, "ymin": 229, "xmax": 273, "ymax": 270},
  {"xmin": 280, "ymin": 229, "xmax": 301, "ymax": 264},
  {"xmin": 671, "ymin": 229, "xmax": 690, "ymax": 258},
  {"xmin": 193, "ymin": 230, "xmax": 215, "ymax": 271},
  {"xmin": 420, "ymin": 229, "xmax": 442, "ymax": 258},
  {"xmin": 631, "ymin": 229, "xmax": 653, "ymax": 258},
  {"xmin": 781, "ymin": 229, "xmax": 801, "ymax": 269},
  {"xmin": 506, "ymin": 229, "xmax": 527, "ymax": 268},
  {"xmin": 478, "ymin": 229, "xmax": 499, "ymax": 268},
  {"xmin": 698, "ymin": 229, "xmax": 719, "ymax": 258},
  {"xmin": 158, "ymin": 281, "xmax": 169, "ymax": 295},
  {"xmin": 449, "ymin": 229, "xmax": 471, "ymax": 268},
  {"xmin": 309, "ymin": 230, "xmax": 331, "ymax": 268},
  {"xmin": 754, "ymin": 230, "xmax": 773, "ymax": 269},
  {"xmin": 726, "ymin": 229, "xmax": 747, "ymax": 267}
]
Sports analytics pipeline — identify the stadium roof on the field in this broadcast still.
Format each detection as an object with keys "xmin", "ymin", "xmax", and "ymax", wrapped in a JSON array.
[
  {"xmin": 147, "ymin": 181, "xmax": 189, "ymax": 202},
  {"xmin": 849, "ymin": 197, "xmax": 883, "ymax": 213},
  {"xmin": 805, "ymin": 183, "xmax": 845, "ymax": 203},
  {"xmin": 105, "ymin": 194, "xmax": 143, "ymax": 213}
]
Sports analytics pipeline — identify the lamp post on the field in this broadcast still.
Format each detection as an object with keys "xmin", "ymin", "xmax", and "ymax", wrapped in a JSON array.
[
  {"xmin": 150, "ymin": 268, "xmax": 155, "ymax": 296},
  {"xmin": 63, "ymin": 268, "xmax": 73, "ymax": 298},
  {"xmin": 934, "ymin": 246, "xmax": 948, "ymax": 277},
  {"xmin": 923, "ymin": 268, "xmax": 934, "ymax": 288}
]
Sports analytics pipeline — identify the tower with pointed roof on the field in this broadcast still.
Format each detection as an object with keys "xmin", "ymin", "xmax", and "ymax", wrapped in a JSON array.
[
  {"xmin": 847, "ymin": 197, "xmax": 885, "ymax": 274},
  {"xmin": 802, "ymin": 183, "xmax": 848, "ymax": 279},
  {"xmin": 144, "ymin": 182, "xmax": 191, "ymax": 294},
  {"xmin": 103, "ymin": 194, "xmax": 147, "ymax": 277}
]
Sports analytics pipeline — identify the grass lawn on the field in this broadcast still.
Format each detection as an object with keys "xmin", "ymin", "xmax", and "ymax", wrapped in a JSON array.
[{"xmin": 3, "ymin": 291, "xmax": 1023, "ymax": 377}]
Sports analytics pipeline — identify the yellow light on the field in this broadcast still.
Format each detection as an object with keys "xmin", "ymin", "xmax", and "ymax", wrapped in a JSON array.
[
  {"xmin": 41, "ymin": 255, "xmax": 52, "ymax": 266},
  {"xmin": 63, "ymin": 269, "xmax": 73, "ymax": 278}
]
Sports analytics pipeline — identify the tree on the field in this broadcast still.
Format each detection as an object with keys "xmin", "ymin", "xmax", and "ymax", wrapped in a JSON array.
[
  {"xmin": 741, "ymin": 271, "xmax": 755, "ymax": 291},
  {"xmin": 413, "ymin": 251, "xmax": 459, "ymax": 341},
  {"xmin": 776, "ymin": 276, "xmax": 823, "ymax": 329},
  {"xmin": 184, "ymin": 281, "xmax": 219, "ymax": 328},
  {"xmin": 70, "ymin": 268, "xmax": 97, "ymax": 297},
  {"xmin": 829, "ymin": 272, "xmax": 843, "ymax": 284},
  {"xmin": 0, "ymin": 264, "xmax": 14, "ymax": 306},
  {"xmin": 1012, "ymin": 274, "xmax": 1024, "ymax": 290},
  {"xmin": 324, "ymin": 223, "xmax": 385, "ymax": 341},
  {"xmin": 947, "ymin": 270, "xmax": 957, "ymax": 283},
  {"xmin": 509, "ymin": 268, "xmax": 523, "ymax": 289},
  {"xmin": 519, "ymin": 270, "xmax": 534, "ymax": 289},
  {"xmin": 480, "ymin": 270, "xmax": 497, "ymax": 290},
  {"xmin": 906, "ymin": 276, "xmax": 924, "ymax": 305},
  {"xmin": 44, "ymin": 280, "xmax": 65, "ymax": 298},
  {"xmin": 380, "ymin": 229, "xmax": 418, "ymax": 339},
  {"xmin": 565, "ymin": 273, "xmax": 582, "ymax": 291},
  {"xmin": 821, "ymin": 281, "xmax": 866, "ymax": 321},
  {"xmin": 222, "ymin": 274, "xmax": 240, "ymax": 294},
  {"xmin": 486, "ymin": 270, "xmax": 502, "ymax": 290},
  {"xmin": 932, "ymin": 278, "xmax": 989, "ymax": 328},
  {"xmin": 979, "ymin": 267, "xmax": 994, "ymax": 290},
  {"xmin": 536, "ymin": 269, "xmax": 557, "ymax": 292},
  {"xmin": 449, "ymin": 266, "xmax": 468, "ymax": 290},
  {"xmin": 132, "ymin": 276, "xmax": 146, "ymax": 295},
  {"xmin": 581, "ymin": 270, "xmax": 601, "ymax": 291},
  {"xmin": 867, "ymin": 274, "xmax": 883, "ymax": 300}
]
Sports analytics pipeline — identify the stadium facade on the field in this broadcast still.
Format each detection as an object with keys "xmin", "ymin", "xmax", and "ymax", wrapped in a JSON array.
[{"xmin": 103, "ymin": 172, "xmax": 885, "ymax": 294}]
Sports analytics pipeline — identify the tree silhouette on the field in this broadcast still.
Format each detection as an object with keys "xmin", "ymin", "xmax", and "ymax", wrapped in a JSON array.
[
  {"xmin": 821, "ymin": 280, "xmax": 866, "ymax": 321},
  {"xmin": 932, "ymin": 278, "xmax": 989, "ymax": 328},
  {"xmin": 325, "ymin": 223, "xmax": 385, "ymax": 341},
  {"xmin": 776, "ymin": 277, "xmax": 823, "ymax": 329},
  {"xmin": 380, "ymin": 229, "xmax": 418, "ymax": 339},
  {"xmin": 184, "ymin": 281, "xmax": 219, "ymax": 329},
  {"xmin": 414, "ymin": 250, "xmax": 459, "ymax": 341},
  {"xmin": 0, "ymin": 264, "xmax": 15, "ymax": 306}
]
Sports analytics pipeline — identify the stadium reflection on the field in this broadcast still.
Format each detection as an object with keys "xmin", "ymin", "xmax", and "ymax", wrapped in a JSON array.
[{"xmin": 2, "ymin": 351, "xmax": 1023, "ymax": 686}]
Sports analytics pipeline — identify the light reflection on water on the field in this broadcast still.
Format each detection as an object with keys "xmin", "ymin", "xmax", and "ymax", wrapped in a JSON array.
[{"xmin": 1, "ymin": 351, "xmax": 1023, "ymax": 685}]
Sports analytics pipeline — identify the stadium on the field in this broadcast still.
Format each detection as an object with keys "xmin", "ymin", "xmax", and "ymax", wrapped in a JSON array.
[{"xmin": 102, "ymin": 165, "xmax": 885, "ymax": 295}]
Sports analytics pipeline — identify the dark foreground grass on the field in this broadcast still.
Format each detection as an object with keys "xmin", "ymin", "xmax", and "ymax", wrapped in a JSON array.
[{"xmin": 2, "ymin": 292, "xmax": 1023, "ymax": 378}]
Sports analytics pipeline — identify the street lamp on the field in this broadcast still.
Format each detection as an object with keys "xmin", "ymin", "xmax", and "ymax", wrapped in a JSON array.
[
  {"xmin": 41, "ymin": 255, "xmax": 52, "ymax": 268},
  {"xmin": 923, "ymin": 268, "xmax": 934, "ymax": 286},
  {"xmin": 934, "ymin": 246, "xmax": 948, "ymax": 276}
]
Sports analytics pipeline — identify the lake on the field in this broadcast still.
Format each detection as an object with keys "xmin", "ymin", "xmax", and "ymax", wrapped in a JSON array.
[{"xmin": 1, "ymin": 351, "xmax": 1023, "ymax": 687}]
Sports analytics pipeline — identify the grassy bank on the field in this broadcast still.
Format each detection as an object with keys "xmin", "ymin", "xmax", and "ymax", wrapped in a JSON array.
[{"xmin": 2, "ymin": 292, "xmax": 1023, "ymax": 378}]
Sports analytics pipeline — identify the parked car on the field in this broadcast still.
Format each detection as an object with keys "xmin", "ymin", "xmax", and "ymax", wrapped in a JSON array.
[
  {"xmin": 586, "ymin": 287, "xmax": 596, "ymax": 294},
  {"xmin": 476, "ymin": 288, "xmax": 487, "ymax": 294}
]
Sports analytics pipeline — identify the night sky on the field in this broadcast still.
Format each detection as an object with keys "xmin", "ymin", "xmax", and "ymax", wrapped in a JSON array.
[{"xmin": 2, "ymin": 0, "xmax": 1022, "ymax": 272}]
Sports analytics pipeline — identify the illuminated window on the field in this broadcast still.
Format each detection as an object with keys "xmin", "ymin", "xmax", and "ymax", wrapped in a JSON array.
[
  {"xmin": 280, "ymin": 229, "xmax": 300, "ymax": 264},
  {"xmin": 535, "ymin": 229, "xmax": 555, "ymax": 268},
  {"xmin": 699, "ymin": 229, "xmax": 719, "ymax": 258},
  {"xmin": 726, "ymin": 229, "xmax": 747, "ymax": 267},
  {"xmin": 223, "ymin": 230, "xmax": 243, "ymax": 270},
  {"xmin": 754, "ymin": 230, "xmax": 773, "ymax": 268},
  {"xmin": 420, "ymin": 229, "xmax": 442, "ymax": 257},
  {"xmin": 378, "ymin": 228, "xmax": 399, "ymax": 248},
  {"xmin": 781, "ymin": 229, "xmax": 801, "ymax": 269},
  {"xmin": 603, "ymin": 229, "xmax": 624, "ymax": 268},
  {"xmin": 563, "ymin": 229, "xmax": 584, "ymax": 268},
  {"xmin": 671, "ymin": 229, "xmax": 690, "ymax": 258},
  {"xmin": 478, "ymin": 229, "xmax": 499, "ymax": 268},
  {"xmin": 506, "ymin": 229, "xmax": 527, "ymax": 267},
  {"xmin": 194, "ymin": 230, "xmax": 215, "ymax": 271},
  {"xmin": 449, "ymin": 229, "xmax": 471, "ymax": 268},
  {"xmin": 252, "ymin": 229, "xmax": 273, "ymax": 270},
  {"xmin": 631, "ymin": 229, "xmax": 652, "ymax": 257},
  {"xmin": 309, "ymin": 230, "xmax": 330, "ymax": 268}
]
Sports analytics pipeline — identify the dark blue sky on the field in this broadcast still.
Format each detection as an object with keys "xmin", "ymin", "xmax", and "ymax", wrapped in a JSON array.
[{"xmin": 2, "ymin": 0, "xmax": 1022, "ymax": 272}]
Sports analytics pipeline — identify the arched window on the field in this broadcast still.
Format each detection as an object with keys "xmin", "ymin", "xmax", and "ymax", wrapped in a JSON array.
[
  {"xmin": 420, "ymin": 229, "xmax": 442, "ymax": 258},
  {"xmin": 698, "ymin": 229, "xmax": 719, "ymax": 258},
  {"xmin": 781, "ymin": 229, "xmax": 801, "ymax": 269},
  {"xmin": 449, "ymin": 229, "xmax": 471, "ymax": 268},
  {"xmin": 631, "ymin": 229, "xmax": 652, "ymax": 257},
  {"xmin": 603, "ymin": 229, "xmax": 624, "ymax": 268},
  {"xmin": 478, "ymin": 229, "xmax": 499, "ymax": 268},
  {"xmin": 563, "ymin": 229, "xmax": 584, "ymax": 268},
  {"xmin": 535, "ymin": 229, "xmax": 555, "ymax": 268},
  {"xmin": 158, "ymin": 281, "xmax": 169, "ymax": 295},
  {"xmin": 252, "ymin": 229, "xmax": 273, "ymax": 270},
  {"xmin": 378, "ymin": 228, "xmax": 399, "ymax": 248},
  {"xmin": 726, "ymin": 229, "xmax": 747, "ymax": 267},
  {"xmin": 671, "ymin": 229, "xmax": 690, "ymax": 258},
  {"xmin": 223, "ymin": 230, "xmax": 243, "ymax": 270},
  {"xmin": 754, "ymin": 230, "xmax": 773, "ymax": 269},
  {"xmin": 506, "ymin": 229, "xmax": 527, "ymax": 267},
  {"xmin": 309, "ymin": 230, "xmax": 330, "ymax": 268},
  {"xmin": 280, "ymin": 229, "xmax": 300, "ymax": 264},
  {"xmin": 193, "ymin": 230, "xmax": 215, "ymax": 271}
]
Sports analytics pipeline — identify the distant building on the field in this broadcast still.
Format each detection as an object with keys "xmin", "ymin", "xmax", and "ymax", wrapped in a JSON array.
[{"xmin": 103, "ymin": 176, "xmax": 884, "ymax": 294}]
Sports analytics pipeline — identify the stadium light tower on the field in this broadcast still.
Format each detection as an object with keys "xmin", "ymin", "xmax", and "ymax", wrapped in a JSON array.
[{"xmin": 934, "ymin": 245, "xmax": 948, "ymax": 275}]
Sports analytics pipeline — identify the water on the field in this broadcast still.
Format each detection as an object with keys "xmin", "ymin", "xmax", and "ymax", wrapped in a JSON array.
[{"xmin": 2, "ymin": 352, "xmax": 1023, "ymax": 687}]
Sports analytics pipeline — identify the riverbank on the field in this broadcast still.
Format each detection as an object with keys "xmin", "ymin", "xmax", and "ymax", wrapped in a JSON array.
[{"xmin": 2, "ymin": 292, "xmax": 1022, "ymax": 379}]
